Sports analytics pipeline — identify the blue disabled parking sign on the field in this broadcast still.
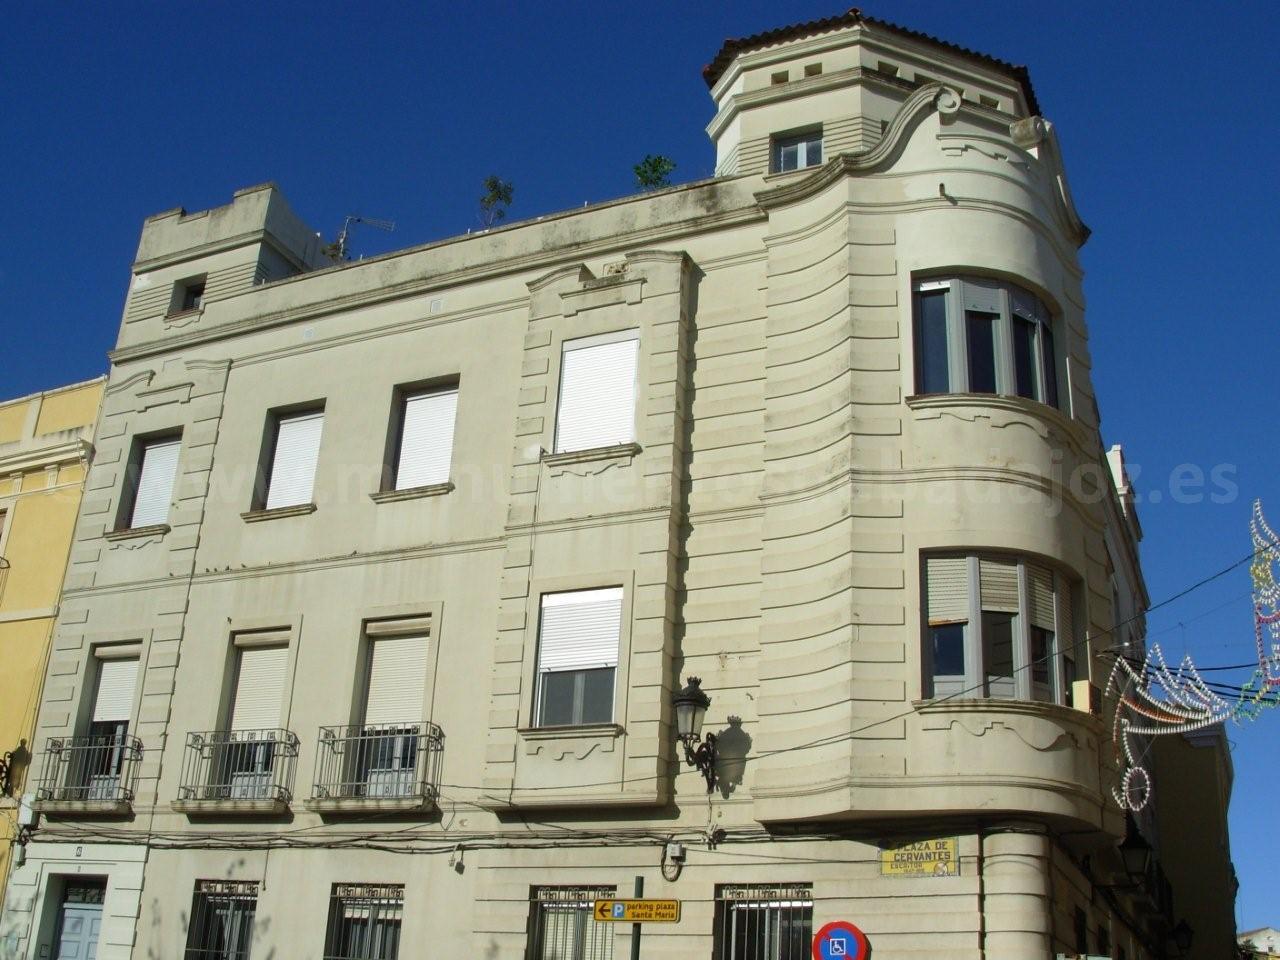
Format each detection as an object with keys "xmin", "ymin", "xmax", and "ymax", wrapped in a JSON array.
[{"xmin": 812, "ymin": 920, "xmax": 870, "ymax": 960}]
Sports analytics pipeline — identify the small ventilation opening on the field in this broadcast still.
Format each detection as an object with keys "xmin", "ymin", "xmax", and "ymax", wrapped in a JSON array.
[
  {"xmin": 804, "ymin": 63, "xmax": 822, "ymax": 78},
  {"xmin": 771, "ymin": 70, "xmax": 789, "ymax": 85},
  {"xmin": 979, "ymin": 94, "xmax": 1000, "ymax": 109},
  {"xmin": 877, "ymin": 61, "xmax": 899, "ymax": 78}
]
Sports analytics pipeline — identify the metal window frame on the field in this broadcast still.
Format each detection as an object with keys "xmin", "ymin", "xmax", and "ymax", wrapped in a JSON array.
[
  {"xmin": 911, "ymin": 277, "xmax": 1059, "ymax": 407},
  {"xmin": 526, "ymin": 885, "xmax": 616, "ymax": 960},
  {"xmin": 324, "ymin": 883, "xmax": 404, "ymax": 960},
  {"xmin": 185, "ymin": 880, "xmax": 258, "ymax": 960},
  {"xmin": 714, "ymin": 883, "xmax": 814, "ymax": 960},
  {"xmin": 923, "ymin": 553, "xmax": 1068, "ymax": 704}
]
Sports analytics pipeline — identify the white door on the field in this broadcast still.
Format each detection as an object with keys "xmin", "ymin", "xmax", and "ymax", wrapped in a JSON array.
[{"xmin": 54, "ymin": 901, "xmax": 102, "ymax": 960}]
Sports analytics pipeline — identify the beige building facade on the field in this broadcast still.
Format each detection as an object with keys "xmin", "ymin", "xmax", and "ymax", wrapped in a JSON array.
[
  {"xmin": 2, "ymin": 11, "xmax": 1232, "ymax": 960},
  {"xmin": 0, "ymin": 378, "xmax": 104, "ymax": 921}
]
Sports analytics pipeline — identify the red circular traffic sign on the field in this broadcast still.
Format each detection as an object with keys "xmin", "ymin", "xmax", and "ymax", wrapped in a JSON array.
[{"xmin": 812, "ymin": 920, "xmax": 870, "ymax": 960}]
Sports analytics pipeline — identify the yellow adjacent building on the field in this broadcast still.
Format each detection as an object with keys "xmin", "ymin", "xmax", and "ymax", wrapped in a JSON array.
[{"xmin": 0, "ymin": 378, "xmax": 104, "ymax": 909}]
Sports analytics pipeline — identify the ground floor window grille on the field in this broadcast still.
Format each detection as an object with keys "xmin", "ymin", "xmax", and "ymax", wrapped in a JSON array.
[
  {"xmin": 526, "ymin": 885, "xmax": 615, "ymax": 960},
  {"xmin": 714, "ymin": 884, "xmax": 813, "ymax": 960},
  {"xmin": 324, "ymin": 883, "xmax": 403, "ymax": 959},
  {"xmin": 185, "ymin": 880, "xmax": 258, "ymax": 960}
]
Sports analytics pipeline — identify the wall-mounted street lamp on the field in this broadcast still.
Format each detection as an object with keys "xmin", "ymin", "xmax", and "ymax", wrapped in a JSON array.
[
  {"xmin": 673, "ymin": 677, "xmax": 717, "ymax": 792},
  {"xmin": 1118, "ymin": 824, "xmax": 1153, "ymax": 884}
]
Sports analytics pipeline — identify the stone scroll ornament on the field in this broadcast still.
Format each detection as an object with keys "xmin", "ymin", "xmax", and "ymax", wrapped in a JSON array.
[{"xmin": 1106, "ymin": 499, "xmax": 1280, "ymax": 811}]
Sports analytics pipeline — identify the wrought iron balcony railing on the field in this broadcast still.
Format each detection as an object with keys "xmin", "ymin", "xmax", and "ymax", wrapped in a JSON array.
[
  {"xmin": 177, "ymin": 728, "xmax": 299, "ymax": 804},
  {"xmin": 35, "ymin": 733, "xmax": 142, "ymax": 805},
  {"xmin": 312, "ymin": 722, "xmax": 443, "ymax": 804}
]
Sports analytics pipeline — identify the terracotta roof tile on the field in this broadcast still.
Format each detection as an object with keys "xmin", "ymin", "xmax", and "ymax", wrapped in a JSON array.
[{"xmin": 702, "ymin": 7, "xmax": 1040, "ymax": 117}]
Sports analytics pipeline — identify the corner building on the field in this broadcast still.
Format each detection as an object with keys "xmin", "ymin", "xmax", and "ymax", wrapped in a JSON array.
[{"xmin": 2, "ymin": 11, "xmax": 1230, "ymax": 960}]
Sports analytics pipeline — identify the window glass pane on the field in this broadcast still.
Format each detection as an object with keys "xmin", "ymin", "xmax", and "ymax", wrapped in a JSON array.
[
  {"xmin": 1041, "ymin": 323, "xmax": 1059, "ymax": 407},
  {"xmin": 915, "ymin": 290, "xmax": 950, "ymax": 393},
  {"xmin": 538, "ymin": 671, "xmax": 578, "ymax": 726},
  {"xmin": 930, "ymin": 623, "xmax": 966, "ymax": 678},
  {"xmin": 1012, "ymin": 316, "xmax": 1037, "ymax": 399},
  {"xmin": 580, "ymin": 668, "xmax": 615, "ymax": 724},
  {"xmin": 965, "ymin": 312, "xmax": 998, "ymax": 393},
  {"xmin": 1031, "ymin": 626, "xmax": 1053, "ymax": 687},
  {"xmin": 777, "ymin": 141, "xmax": 798, "ymax": 171},
  {"xmin": 982, "ymin": 611, "xmax": 1016, "ymax": 697},
  {"xmin": 804, "ymin": 136, "xmax": 822, "ymax": 166}
]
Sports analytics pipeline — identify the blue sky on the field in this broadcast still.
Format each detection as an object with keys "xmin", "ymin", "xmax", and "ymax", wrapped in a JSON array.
[{"xmin": 3, "ymin": 0, "xmax": 1277, "ymax": 934}]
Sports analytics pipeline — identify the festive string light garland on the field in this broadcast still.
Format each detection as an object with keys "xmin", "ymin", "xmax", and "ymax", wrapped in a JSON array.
[{"xmin": 1106, "ymin": 499, "xmax": 1280, "ymax": 811}]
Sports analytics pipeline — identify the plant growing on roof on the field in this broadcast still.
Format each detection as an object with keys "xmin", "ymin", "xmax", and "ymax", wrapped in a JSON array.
[
  {"xmin": 479, "ymin": 175, "xmax": 514, "ymax": 228},
  {"xmin": 634, "ymin": 154, "xmax": 676, "ymax": 191}
]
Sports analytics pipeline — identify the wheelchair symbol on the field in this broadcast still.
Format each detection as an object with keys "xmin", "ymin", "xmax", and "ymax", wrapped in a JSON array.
[{"xmin": 829, "ymin": 940, "xmax": 847, "ymax": 956}]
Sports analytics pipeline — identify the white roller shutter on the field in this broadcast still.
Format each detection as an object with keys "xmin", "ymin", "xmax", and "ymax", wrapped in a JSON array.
[
  {"xmin": 926, "ymin": 557, "xmax": 969, "ymax": 624},
  {"xmin": 554, "ymin": 335, "xmax": 639, "ymax": 453},
  {"xmin": 93, "ymin": 658, "xmax": 139, "ymax": 723},
  {"xmin": 130, "ymin": 437, "xmax": 181, "ymax": 527},
  {"xmin": 229, "ymin": 646, "xmax": 288, "ymax": 730},
  {"xmin": 979, "ymin": 558, "xmax": 1020, "ymax": 613},
  {"xmin": 265, "ymin": 411, "xmax": 324, "ymax": 509},
  {"xmin": 537, "ymin": 588, "xmax": 623, "ymax": 673},
  {"xmin": 395, "ymin": 388, "xmax": 458, "ymax": 489},
  {"xmin": 364, "ymin": 634, "xmax": 427, "ymax": 726}
]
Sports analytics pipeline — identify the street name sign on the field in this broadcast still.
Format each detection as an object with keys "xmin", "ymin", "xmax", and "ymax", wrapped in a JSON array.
[{"xmin": 592, "ymin": 899, "xmax": 681, "ymax": 923}]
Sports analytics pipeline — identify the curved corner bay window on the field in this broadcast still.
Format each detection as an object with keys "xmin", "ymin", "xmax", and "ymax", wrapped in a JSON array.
[
  {"xmin": 913, "ymin": 277, "xmax": 1059, "ymax": 407},
  {"xmin": 923, "ymin": 555, "xmax": 1076, "ymax": 703}
]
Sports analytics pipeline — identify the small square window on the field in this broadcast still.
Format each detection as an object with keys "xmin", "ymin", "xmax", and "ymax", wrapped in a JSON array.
[
  {"xmin": 771, "ymin": 130, "xmax": 822, "ymax": 173},
  {"xmin": 804, "ymin": 63, "xmax": 822, "ymax": 77},
  {"xmin": 170, "ymin": 276, "xmax": 206, "ymax": 315},
  {"xmin": 771, "ymin": 70, "xmax": 789, "ymax": 85}
]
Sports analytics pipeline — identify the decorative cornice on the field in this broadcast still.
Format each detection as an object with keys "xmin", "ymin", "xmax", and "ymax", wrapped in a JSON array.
[
  {"xmin": 0, "ymin": 438, "xmax": 92, "ymax": 475},
  {"xmin": 755, "ymin": 84, "xmax": 962, "ymax": 209}
]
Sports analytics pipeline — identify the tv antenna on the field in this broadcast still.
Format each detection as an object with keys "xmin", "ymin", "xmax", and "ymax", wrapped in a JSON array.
[{"xmin": 332, "ymin": 215, "xmax": 395, "ymax": 260}]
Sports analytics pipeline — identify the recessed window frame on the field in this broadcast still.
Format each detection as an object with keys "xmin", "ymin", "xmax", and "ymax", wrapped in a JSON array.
[
  {"xmin": 553, "ymin": 329, "xmax": 640, "ymax": 455},
  {"xmin": 169, "ymin": 275, "xmax": 207, "ymax": 316},
  {"xmin": 921, "ymin": 552, "xmax": 1076, "ymax": 704},
  {"xmin": 185, "ymin": 879, "xmax": 257, "ymax": 960},
  {"xmin": 713, "ymin": 883, "xmax": 813, "ymax": 960},
  {"xmin": 771, "ymin": 128, "xmax": 823, "ymax": 173},
  {"xmin": 912, "ymin": 277, "xmax": 1061, "ymax": 409},
  {"xmin": 116, "ymin": 431, "xmax": 183, "ymax": 530},
  {"xmin": 532, "ymin": 587, "xmax": 624, "ymax": 728},
  {"xmin": 253, "ymin": 402, "xmax": 326, "ymax": 510},
  {"xmin": 324, "ymin": 883, "xmax": 404, "ymax": 960},
  {"xmin": 526, "ymin": 885, "xmax": 616, "ymax": 960},
  {"xmin": 381, "ymin": 379, "xmax": 459, "ymax": 492}
]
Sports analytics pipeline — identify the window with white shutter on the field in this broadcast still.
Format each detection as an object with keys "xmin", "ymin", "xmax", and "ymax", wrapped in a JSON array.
[
  {"xmin": 393, "ymin": 386, "xmax": 457, "ymax": 490},
  {"xmin": 92, "ymin": 658, "xmax": 139, "ymax": 726},
  {"xmin": 554, "ymin": 333, "xmax": 639, "ymax": 454},
  {"xmin": 263, "ymin": 409, "xmax": 324, "ymax": 509},
  {"xmin": 229, "ymin": 646, "xmax": 289, "ymax": 731},
  {"xmin": 922, "ymin": 554, "xmax": 1071, "ymax": 704},
  {"xmin": 126, "ymin": 436, "xmax": 181, "ymax": 528},
  {"xmin": 535, "ymin": 587, "xmax": 622, "ymax": 726},
  {"xmin": 364, "ymin": 635, "xmax": 427, "ymax": 727}
]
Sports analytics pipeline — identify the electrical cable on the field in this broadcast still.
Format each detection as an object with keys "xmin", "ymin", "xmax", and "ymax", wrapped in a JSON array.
[{"xmin": 32, "ymin": 545, "xmax": 1272, "ymax": 849}]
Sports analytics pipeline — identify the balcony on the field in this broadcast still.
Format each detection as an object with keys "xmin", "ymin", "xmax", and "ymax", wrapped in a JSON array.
[
  {"xmin": 172, "ymin": 728, "xmax": 299, "ymax": 815},
  {"xmin": 306, "ymin": 722, "xmax": 444, "ymax": 814},
  {"xmin": 33, "ymin": 734, "xmax": 142, "ymax": 815}
]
